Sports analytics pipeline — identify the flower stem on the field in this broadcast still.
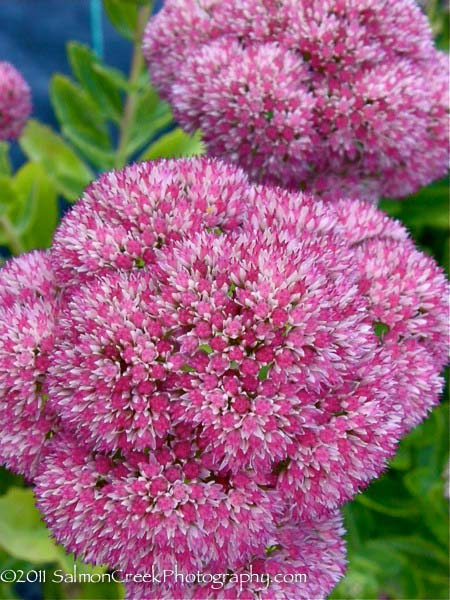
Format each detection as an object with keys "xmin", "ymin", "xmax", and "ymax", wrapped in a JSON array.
[
  {"xmin": 0, "ymin": 214, "xmax": 25, "ymax": 256},
  {"xmin": 115, "ymin": 3, "xmax": 153, "ymax": 169}
]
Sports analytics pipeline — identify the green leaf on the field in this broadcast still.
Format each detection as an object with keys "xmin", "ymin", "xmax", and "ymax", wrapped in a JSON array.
[
  {"xmin": 19, "ymin": 120, "xmax": 93, "ymax": 202},
  {"xmin": 50, "ymin": 74, "xmax": 113, "ymax": 169},
  {"xmin": 380, "ymin": 179, "xmax": 450, "ymax": 231},
  {"xmin": 258, "ymin": 364, "xmax": 272, "ymax": 381},
  {"xmin": 12, "ymin": 163, "xmax": 58, "ymax": 250},
  {"xmin": 103, "ymin": 0, "xmax": 139, "ymax": 40},
  {"xmin": 0, "ymin": 488, "xmax": 65, "ymax": 565},
  {"xmin": 355, "ymin": 493, "xmax": 420, "ymax": 518},
  {"xmin": 0, "ymin": 467, "xmax": 23, "ymax": 496},
  {"xmin": 127, "ymin": 89, "xmax": 173, "ymax": 157},
  {"xmin": 0, "ymin": 176, "xmax": 22, "ymax": 249},
  {"xmin": 67, "ymin": 42, "xmax": 123, "ymax": 123},
  {"xmin": 199, "ymin": 344, "xmax": 213, "ymax": 355},
  {"xmin": 388, "ymin": 443, "xmax": 411, "ymax": 471},
  {"xmin": 139, "ymin": 128, "xmax": 204, "ymax": 161},
  {"xmin": 385, "ymin": 536, "xmax": 449, "ymax": 567},
  {"xmin": 59, "ymin": 126, "xmax": 116, "ymax": 172},
  {"xmin": 0, "ymin": 176, "xmax": 17, "ymax": 215},
  {"xmin": 92, "ymin": 62, "xmax": 131, "ymax": 92},
  {"xmin": 373, "ymin": 320, "xmax": 390, "ymax": 341},
  {"xmin": 0, "ymin": 142, "xmax": 11, "ymax": 176}
]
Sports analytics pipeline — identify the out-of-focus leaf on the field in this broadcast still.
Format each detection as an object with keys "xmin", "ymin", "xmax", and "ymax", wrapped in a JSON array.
[
  {"xmin": 92, "ymin": 62, "xmax": 131, "ymax": 92},
  {"xmin": 404, "ymin": 466, "xmax": 437, "ymax": 498},
  {"xmin": 0, "ymin": 176, "xmax": 21, "ymax": 248},
  {"xmin": 59, "ymin": 127, "xmax": 116, "ymax": 172},
  {"xmin": 126, "ymin": 89, "xmax": 173, "ymax": 157},
  {"xmin": 385, "ymin": 536, "xmax": 448, "ymax": 567},
  {"xmin": 0, "ymin": 142, "xmax": 11, "ymax": 177},
  {"xmin": 0, "ymin": 488, "xmax": 64, "ymax": 565},
  {"xmin": 0, "ymin": 176, "xmax": 17, "ymax": 214},
  {"xmin": 0, "ymin": 468, "xmax": 23, "ymax": 496},
  {"xmin": 331, "ymin": 556, "xmax": 379, "ymax": 600},
  {"xmin": 388, "ymin": 443, "xmax": 411, "ymax": 471},
  {"xmin": 355, "ymin": 493, "xmax": 420, "ymax": 518},
  {"xmin": 380, "ymin": 179, "xmax": 450, "ymax": 230},
  {"xmin": 12, "ymin": 162, "xmax": 58, "ymax": 250},
  {"xmin": 19, "ymin": 120, "xmax": 93, "ymax": 202},
  {"xmin": 103, "ymin": 0, "xmax": 139, "ymax": 40},
  {"xmin": 68, "ymin": 42, "xmax": 123, "ymax": 122},
  {"xmin": 139, "ymin": 128, "xmax": 204, "ymax": 161}
]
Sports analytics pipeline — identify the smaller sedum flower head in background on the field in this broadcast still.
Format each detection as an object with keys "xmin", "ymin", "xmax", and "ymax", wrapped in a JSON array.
[
  {"xmin": 143, "ymin": 0, "xmax": 449, "ymax": 202},
  {"xmin": 0, "ymin": 61, "xmax": 32, "ymax": 141}
]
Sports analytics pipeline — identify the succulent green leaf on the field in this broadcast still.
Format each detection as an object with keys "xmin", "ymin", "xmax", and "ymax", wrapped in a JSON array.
[
  {"xmin": 103, "ymin": 0, "xmax": 139, "ymax": 40},
  {"xmin": 67, "ymin": 42, "xmax": 123, "ymax": 122},
  {"xmin": 139, "ymin": 128, "xmax": 204, "ymax": 161},
  {"xmin": 19, "ymin": 120, "xmax": 93, "ymax": 202}
]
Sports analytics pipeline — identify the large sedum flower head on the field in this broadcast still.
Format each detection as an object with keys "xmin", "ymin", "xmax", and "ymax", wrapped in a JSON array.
[
  {"xmin": 1, "ymin": 158, "xmax": 448, "ymax": 596},
  {"xmin": 143, "ymin": 0, "xmax": 449, "ymax": 201},
  {"xmin": 0, "ymin": 61, "xmax": 32, "ymax": 141}
]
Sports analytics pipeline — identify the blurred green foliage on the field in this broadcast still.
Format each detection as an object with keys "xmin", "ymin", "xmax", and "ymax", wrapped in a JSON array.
[{"xmin": 0, "ymin": 1, "xmax": 448, "ymax": 599}]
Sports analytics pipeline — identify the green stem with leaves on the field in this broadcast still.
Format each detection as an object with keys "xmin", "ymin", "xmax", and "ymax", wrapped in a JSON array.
[
  {"xmin": 0, "ymin": 215, "xmax": 25, "ymax": 255},
  {"xmin": 115, "ymin": 3, "xmax": 152, "ymax": 169}
]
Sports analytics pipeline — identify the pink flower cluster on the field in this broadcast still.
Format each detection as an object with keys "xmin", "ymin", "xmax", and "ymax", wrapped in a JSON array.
[
  {"xmin": 0, "ymin": 158, "xmax": 448, "ymax": 599},
  {"xmin": 0, "ymin": 61, "xmax": 31, "ymax": 141},
  {"xmin": 143, "ymin": 0, "xmax": 449, "ymax": 201}
]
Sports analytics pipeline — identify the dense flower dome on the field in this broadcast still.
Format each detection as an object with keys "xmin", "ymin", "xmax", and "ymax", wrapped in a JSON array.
[
  {"xmin": 143, "ymin": 0, "xmax": 449, "ymax": 201},
  {"xmin": 0, "ymin": 158, "xmax": 448, "ymax": 597},
  {"xmin": 0, "ymin": 61, "xmax": 32, "ymax": 141}
]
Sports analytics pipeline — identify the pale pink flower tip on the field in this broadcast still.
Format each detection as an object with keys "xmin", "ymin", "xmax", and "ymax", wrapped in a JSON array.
[
  {"xmin": 144, "ymin": 0, "xmax": 449, "ymax": 201},
  {"xmin": 0, "ymin": 61, "xmax": 32, "ymax": 141}
]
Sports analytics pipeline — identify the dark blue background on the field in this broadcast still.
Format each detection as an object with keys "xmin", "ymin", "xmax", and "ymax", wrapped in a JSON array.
[{"xmin": 0, "ymin": 0, "xmax": 164, "ymax": 129}]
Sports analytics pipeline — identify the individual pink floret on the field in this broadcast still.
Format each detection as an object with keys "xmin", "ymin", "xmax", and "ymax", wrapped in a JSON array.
[
  {"xmin": 0, "ymin": 61, "xmax": 32, "ymax": 140},
  {"xmin": 144, "ymin": 0, "xmax": 449, "ymax": 200}
]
